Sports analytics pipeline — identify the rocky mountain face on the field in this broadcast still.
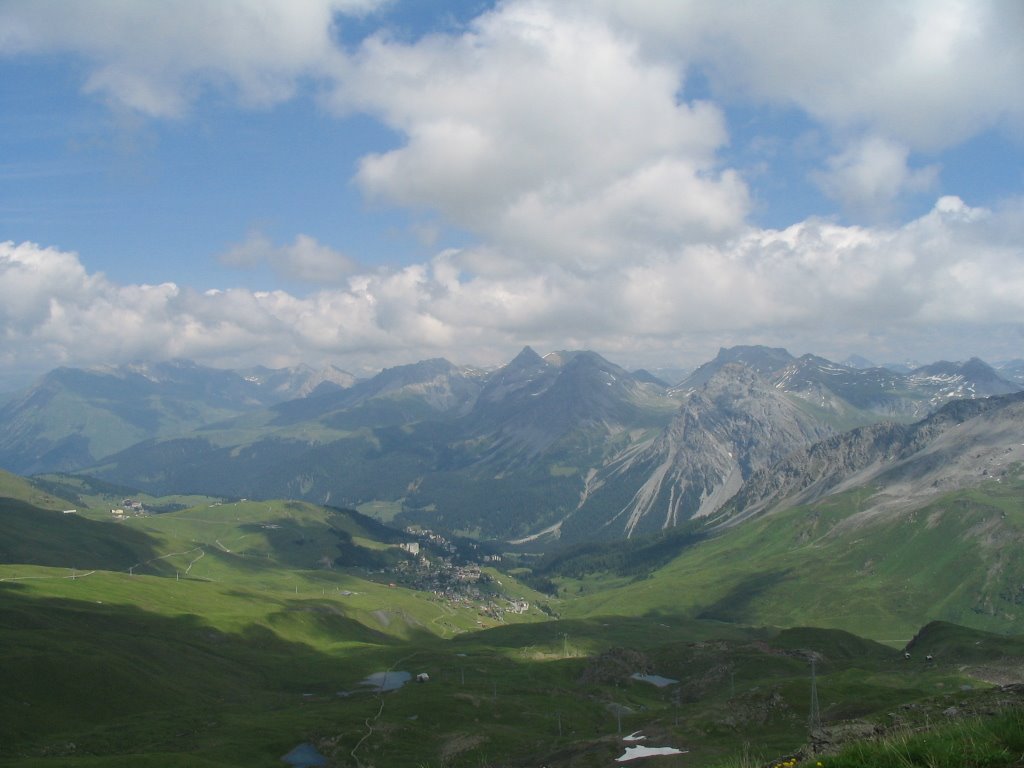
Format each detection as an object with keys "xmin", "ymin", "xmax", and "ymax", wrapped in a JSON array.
[
  {"xmin": 670, "ymin": 345, "xmax": 795, "ymax": 393},
  {"xmin": 675, "ymin": 347, "xmax": 1021, "ymax": 430},
  {"xmin": 558, "ymin": 364, "xmax": 835, "ymax": 541},
  {"xmin": 711, "ymin": 390, "xmax": 1024, "ymax": 529},
  {"xmin": 236, "ymin": 363, "xmax": 357, "ymax": 398}
]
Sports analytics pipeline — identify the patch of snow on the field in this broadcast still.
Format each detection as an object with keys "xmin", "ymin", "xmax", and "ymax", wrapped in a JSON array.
[
  {"xmin": 616, "ymin": 745, "xmax": 688, "ymax": 762},
  {"xmin": 623, "ymin": 731, "xmax": 646, "ymax": 742}
]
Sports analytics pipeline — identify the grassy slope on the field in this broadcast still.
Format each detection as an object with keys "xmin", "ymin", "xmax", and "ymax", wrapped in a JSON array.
[
  {"xmin": 0, "ymin": 497, "xmax": 557, "ymax": 766},
  {"xmin": 4, "ymin": 477, "xmax": 1024, "ymax": 765},
  {"xmin": 0, "ymin": 468, "xmax": 76, "ymax": 510},
  {"xmin": 6, "ymin": 562, "xmax": 1000, "ymax": 768},
  {"xmin": 560, "ymin": 470, "xmax": 1024, "ymax": 644}
]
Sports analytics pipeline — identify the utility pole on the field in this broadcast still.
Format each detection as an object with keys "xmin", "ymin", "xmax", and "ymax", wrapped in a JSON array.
[{"xmin": 809, "ymin": 657, "xmax": 821, "ymax": 732}]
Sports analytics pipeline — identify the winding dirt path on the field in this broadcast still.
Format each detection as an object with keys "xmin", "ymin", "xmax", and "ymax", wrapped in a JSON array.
[{"xmin": 350, "ymin": 652, "xmax": 423, "ymax": 768}]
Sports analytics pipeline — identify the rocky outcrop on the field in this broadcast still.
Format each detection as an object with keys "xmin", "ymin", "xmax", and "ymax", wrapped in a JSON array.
[
  {"xmin": 712, "ymin": 390, "xmax": 1024, "ymax": 528},
  {"xmin": 571, "ymin": 364, "xmax": 835, "ymax": 539}
]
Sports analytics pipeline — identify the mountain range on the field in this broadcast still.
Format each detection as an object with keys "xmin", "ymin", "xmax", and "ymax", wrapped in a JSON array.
[
  {"xmin": 1, "ymin": 346, "xmax": 1020, "ymax": 547},
  {"xmin": 0, "ymin": 359, "xmax": 355, "ymax": 475},
  {"xmin": 3, "ymin": 350, "xmax": 1024, "ymax": 767}
]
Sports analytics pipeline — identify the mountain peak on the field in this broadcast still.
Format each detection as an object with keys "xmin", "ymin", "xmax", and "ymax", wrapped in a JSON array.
[
  {"xmin": 508, "ymin": 345, "xmax": 546, "ymax": 369},
  {"xmin": 675, "ymin": 345, "xmax": 794, "ymax": 392}
]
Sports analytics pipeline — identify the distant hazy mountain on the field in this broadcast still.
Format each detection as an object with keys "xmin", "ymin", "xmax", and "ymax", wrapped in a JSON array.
[
  {"xmin": 630, "ymin": 369, "xmax": 672, "ymax": 387},
  {"xmin": 236, "ymin": 363, "xmax": 357, "ymax": 398},
  {"xmin": 90, "ymin": 348, "xmax": 677, "ymax": 540},
  {"xmin": 841, "ymin": 354, "xmax": 876, "ymax": 369},
  {"xmin": 996, "ymin": 360, "xmax": 1024, "ymax": 385},
  {"xmin": 670, "ymin": 345, "xmax": 795, "ymax": 393},
  {"xmin": 907, "ymin": 358, "xmax": 1021, "ymax": 408},
  {"xmin": 0, "ymin": 360, "xmax": 354, "ymax": 475},
  {"xmin": 466, "ymin": 348, "xmax": 671, "ymax": 462},
  {"xmin": 7, "ymin": 345, "xmax": 1021, "ymax": 548},
  {"xmin": 674, "ymin": 347, "xmax": 1021, "ymax": 431}
]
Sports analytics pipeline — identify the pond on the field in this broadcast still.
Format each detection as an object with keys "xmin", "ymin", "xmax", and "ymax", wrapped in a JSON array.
[
  {"xmin": 360, "ymin": 670, "xmax": 412, "ymax": 691},
  {"xmin": 630, "ymin": 672, "xmax": 679, "ymax": 687},
  {"xmin": 281, "ymin": 743, "xmax": 328, "ymax": 767}
]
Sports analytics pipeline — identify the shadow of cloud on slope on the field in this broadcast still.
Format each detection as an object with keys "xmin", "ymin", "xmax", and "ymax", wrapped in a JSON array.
[
  {"xmin": 0, "ymin": 497, "xmax": 166, "ymax": 573},
  {"xmin": 227, "ymin": 515, "xmax": 405, "ymax": 571},
  {"xmin": 695, "ymin": 569, "xmax": 794, "ymax": 624},
  {"xmin": 0, "ymin": 585, "xmax": 402, "ymax": 753}
]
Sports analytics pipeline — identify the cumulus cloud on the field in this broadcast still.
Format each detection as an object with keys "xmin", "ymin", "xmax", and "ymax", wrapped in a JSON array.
[
  {"xmin": 3, "ymin": 195, "xmax": 1022, "ymax": 385},
  {"xmin": 7, "ymin": 0, "xmax": 1019, "ymax": 146},
  {"xmin": 0, "ymin": 0, "xmax": 384, "ymax": 116},
  {"xmin": 4, "ymin": 0, "xmax": 1019, "ymax": 239},
  {"xmin": 219, "ymin": 231, "xmax": 358, "ymax": 284},
  {"xmin": 1, "ymin": 1, "xmax": 1021, "ymax": 386},
  {"xmin": 586, "ymin": 0, "xmax": 1024, "ymax": 151},
  {"xmin": 332, "ymin": 2, "xmax": 749, "ymax": 270},
  {"xmin": 813, "ymin": 135, "xmax": 940, "ymax": 219}
]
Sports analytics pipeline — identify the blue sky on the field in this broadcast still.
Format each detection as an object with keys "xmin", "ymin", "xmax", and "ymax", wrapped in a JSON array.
[{"xmin": 1, "ymin": 0, "xmax": 1022, "ymax": 388}]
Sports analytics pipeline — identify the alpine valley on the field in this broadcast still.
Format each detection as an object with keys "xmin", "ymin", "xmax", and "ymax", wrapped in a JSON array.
[{"xmin": 3, "ymin": 345, "xmax": 1024, "ymax": 767}]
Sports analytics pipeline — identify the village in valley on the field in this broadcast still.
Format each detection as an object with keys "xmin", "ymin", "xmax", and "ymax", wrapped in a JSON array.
[{"xmin": 388, "ymin": 527, "xmax": 533, "ymax": 624}]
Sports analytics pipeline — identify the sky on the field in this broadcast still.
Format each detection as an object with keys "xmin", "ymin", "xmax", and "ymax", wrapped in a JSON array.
[{"xmin": 1, "ymin": 0, "xmax": 1022, "ymax": 390}]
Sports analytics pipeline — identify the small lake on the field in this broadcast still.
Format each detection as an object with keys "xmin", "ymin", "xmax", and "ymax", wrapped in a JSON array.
[
  {"xmin": 630, "ymin": 672, "xmax": 679, "ymax": 687},
  {"xmin": 281, "ymin": 743, "xmax": 328, "ymax": 767},
  {"xmin": 360, "ymin": 670, "xmax": 412, "ymax": 691}
]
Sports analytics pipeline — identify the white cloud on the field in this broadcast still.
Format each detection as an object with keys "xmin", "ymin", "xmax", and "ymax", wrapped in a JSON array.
[
  {"xmin": 0, "ymin": 0, "xmax": 385, "ymax": 117},
  {"xmin": 7, "ymin": 0, "xmax": 1019, "ymax": 145},
  {"xmin": 1, "ymin": 1, "xmax": 1021, "ymax": 386},
  {"xmin": 4, "ymin": 0, "xmax": 1018, "ymax": 238},
  {"xmin": 333, "ymin": 2, "xmax": 749, "ymax": 271},
  {"xmin": 219, "ymin": 231, "xmax": 358, "ymax": 284},
  {"xmin": 813, "ymin": 135, "xmax": 940, "ymax": 219},
  {"xmin": 585, "ymin": 0, "xmax": 1024, "ymax": 151},
  {"xmin": 3, "ymin": 195, "xmax": 1022, "ymax": 386}
]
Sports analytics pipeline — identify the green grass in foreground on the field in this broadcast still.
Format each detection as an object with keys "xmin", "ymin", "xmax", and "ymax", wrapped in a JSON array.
[
  {"xmin": 5, "ymin": 489, "xmax": 1024, "ymax": 766},
  {"xmin": 798, "ymin": 708, "xmax": 1024, "ymax": 768}
]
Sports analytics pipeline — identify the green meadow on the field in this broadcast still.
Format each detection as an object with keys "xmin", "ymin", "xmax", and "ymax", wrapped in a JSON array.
[
  {"xmin": 3, "ymin": 468, "xmax": 1024, "ymax": 766},
  {"xmin": 558, "ymin": 471, "xmax": 1024, "ymax": 643}
]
